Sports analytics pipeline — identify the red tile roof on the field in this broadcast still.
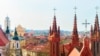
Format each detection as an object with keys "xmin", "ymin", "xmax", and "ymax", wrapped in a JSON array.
[
  {"xmin": 23, "ymin": 43, "xmax": 47, "ymax": 52},
  {"xmin": 0, "ymin": 28, "xmax": 9, "ymax": 46}
]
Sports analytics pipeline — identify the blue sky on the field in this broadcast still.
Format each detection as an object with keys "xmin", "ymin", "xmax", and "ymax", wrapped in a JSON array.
[{"xmin": 0, "ymin": 0, "xmax": 99, "ymax": 31}]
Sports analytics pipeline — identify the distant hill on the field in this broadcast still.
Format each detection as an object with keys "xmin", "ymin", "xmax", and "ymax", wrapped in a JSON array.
[{"xmin": 25, "ymin": 30, "xmax": 89, "ymax": 36}]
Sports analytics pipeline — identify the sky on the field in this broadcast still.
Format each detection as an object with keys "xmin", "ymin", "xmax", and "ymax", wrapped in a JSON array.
[{"xmin": 0, "ymin": 0, "xmax": 99, "ymax": 31}]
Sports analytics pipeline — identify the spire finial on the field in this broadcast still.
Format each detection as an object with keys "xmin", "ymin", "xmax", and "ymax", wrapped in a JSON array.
[
  {"xmin": 82, "ymin": 19, "xmax": 90, "ymax": 36},
  {"xmin": 74, "ymin": 6, "xmax": 77, "ymax": 14},
  {"xmin": 96, "ymin": 6, "xmax": 99, "ymax": 14},
  {"xmin": 53, "ymin": 8, "xmax": 56, "ymax": 16}
]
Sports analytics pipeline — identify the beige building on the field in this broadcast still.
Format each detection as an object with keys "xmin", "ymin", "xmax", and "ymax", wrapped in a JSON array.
[
  {"xmin": 22, "ymin": 48, "xmax": 37, "ymax": 56},
  {"xmin": 16, "ymin": 25, "xmax": 25, "ymax": 37},
  {"xmin": 8, "ymin": 28, "xmax": 22, "ymax": 56}
]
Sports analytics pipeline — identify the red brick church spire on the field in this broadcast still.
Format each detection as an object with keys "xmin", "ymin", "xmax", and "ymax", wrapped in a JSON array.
[
  {"xmin": 93, "ymin": 13, "xmax": 100, "ymax": 40},
  {"xmin": 52, "ymin": 15, "xmax": 57, "ymax": 33},
  {"xmin": 72, "ymin": 13, "xmax": 79, "ymax": 46},
  {"xmin": 91, "ymin": 9, "xmax": 100, "ymax": 56},
  {"xmin": 94, "ymin": 14, "xmax": 99, "ymax": 32},
  {"xmin": 48, "ymin": 8, "xmax": 60, "ymax": 56}
]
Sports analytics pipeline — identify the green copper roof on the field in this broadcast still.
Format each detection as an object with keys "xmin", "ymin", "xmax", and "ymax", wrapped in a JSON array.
[
  {"xmin": 13, "ymin": 28, "xmax": 19, "ymax": 40},
  {"xmin": 5, "ymin": 25, "xmax": 10, "ymax": 34}
]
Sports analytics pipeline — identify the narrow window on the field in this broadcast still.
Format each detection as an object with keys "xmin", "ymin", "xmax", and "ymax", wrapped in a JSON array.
[{"xmin": 17, "ymin": 43, "xmax": 19, "ymax": 48}]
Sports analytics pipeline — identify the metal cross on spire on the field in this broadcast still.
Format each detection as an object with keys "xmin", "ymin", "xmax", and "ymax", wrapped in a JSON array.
[
  {"xmin": 82, "ymin": 19, "xmax": 90, "ymax": 35},
  {"xmin": 74, "ymin": 6, "xmax": 77, "ymax": 14},
  {"xmin": 53, "ymin": 8, "xmax": 56, "ymax": 15},
  {"xmin": 96, "ymin": 6, "xmax": 99, "ymax": 14}
]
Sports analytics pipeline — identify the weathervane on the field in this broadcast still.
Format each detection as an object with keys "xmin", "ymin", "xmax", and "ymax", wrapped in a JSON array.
[{"xmin": 82, "ymin": 19, "xmax": 90, "ymax": 35}]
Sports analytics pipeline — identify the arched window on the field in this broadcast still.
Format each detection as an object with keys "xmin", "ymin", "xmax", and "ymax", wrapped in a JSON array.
[{"xmin": 17, "ymin": 43, "xmax": 19, "ymax": 48}]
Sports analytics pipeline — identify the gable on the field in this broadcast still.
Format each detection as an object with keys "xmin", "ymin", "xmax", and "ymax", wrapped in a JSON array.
[{"xmin": 68, "ymin": 48, "xmax": 80, "ymax": 56}]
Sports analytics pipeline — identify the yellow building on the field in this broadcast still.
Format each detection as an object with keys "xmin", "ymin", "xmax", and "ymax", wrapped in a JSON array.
[
  {"xmin": 16, "ymin": 25, "xmax": 25, "ymax": 37},
  {"xmin": 9, "ymin": 28, "xmax": 22, "ymax": 56}
]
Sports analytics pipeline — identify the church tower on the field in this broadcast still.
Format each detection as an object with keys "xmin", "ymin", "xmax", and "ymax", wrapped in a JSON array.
[
  {"xmin": 5, "ymin": 16, "xmax": 10, "ymax": 31},
  {"xmin": 72, "ymin": 13, "xmax": 79, "ymax": 47},
  {"xmin": 5, "ymin": 25, "xmax": 10, "ymax": 40},
  {"xmin": 5, "ymin": 16, "xmax": 10, "ymax": 40},
  {"xmin": 9, "ymin": 28, "xmax": 22, "ymax": 56},
  {"xmin": 94, "ymin": 14, "xmax": 100, "ymax": 40},
  {"xmin": 48, "ymin": 10, "xmax": 60, "ymax": 56},
  {"xmin": 91, "ymin": 13, "xmax": 100, "ymax": 56}
]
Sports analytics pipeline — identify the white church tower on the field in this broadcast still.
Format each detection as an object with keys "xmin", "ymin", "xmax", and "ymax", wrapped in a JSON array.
[
  {"xmin": 5, "ymin": 16, "xmax": 11, "ymax": 40},
  {"xmin": 9, "ymin": 28, "xmax": 22, "ymax": 56},
  {"xmin": 5, "ymin": 16, "xmax": 10, "ymax": 31}
]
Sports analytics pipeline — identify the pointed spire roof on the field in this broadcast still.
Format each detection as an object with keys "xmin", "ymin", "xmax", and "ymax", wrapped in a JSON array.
[
  {"xmin": 95, "ymin": 14, "xmax": 99, "ymax": 30},
  {"xmin": 52, "ymin": 15, "xmax": 57, "ymax": 33},
  {"xmin": 13, "ymin": 28, "xmax": 19, "ymax": 40},
  {"xmin": 94, "ymin": 14, "xmax": 99, "ymax": 32},
  {"xmin": 48, "ymin": 8, "xmax": 60, "ymax": 41},
  {"xmin": 93, "ymin": 13, "xmax": 100, "ymax": 40},
  {"xmin": 73, "ymin": 14, "xmax": 78, "ymax": 33},
  {"xmin": 72, "ymin": 14, "xmax": 79, "ymax": 45},
  {"xmin": 51, "ymin": 8, "xmax": 57, "ymax": 33}
]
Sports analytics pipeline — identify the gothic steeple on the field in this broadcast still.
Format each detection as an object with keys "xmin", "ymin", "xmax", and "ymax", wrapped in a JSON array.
[
  {"xmin": 94, "ymin": 11, "xmax": 99, "ymax": 32},
  {"xmin": 93, "ymin": 13, "xmax": 100, "ymax": 40},
  {"xmin": 52, "ymin": 15, "xmax": 57, "ymax": 33},
  {"xmin": 72, "ymin": 13, "xmax": 79, "ymax": 46},
  {"xmin": 95, "ymin": 14, "xmax": 99, "ymax": 31},
  {"xmin": 52, "ymin": 8, "xmax": 57, "ymax": 33},
  {"xmin": 49, "ymin": 8, "xmax": 60, "ymax": 56}
]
